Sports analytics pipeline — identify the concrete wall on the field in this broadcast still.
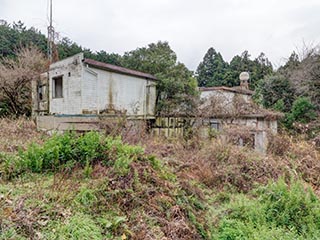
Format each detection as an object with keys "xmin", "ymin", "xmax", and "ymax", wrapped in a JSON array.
[
  {"xmin": 32, "ymin": 73, "xmax": 49, "ymax": 116},
  {"xmin": 49, "ymin": 53, "xmax": 83, "ymax": 114},
  {"xmin": 201, "ymin": 89, "xmax": 251, "ymax": 107},
  {"xmin": 82, "ymin": 66, "xmax": 156, "ymax": 116},
  {"xmin": 198, "ymin": 117, "xmax": 278, "ymax": 154},
  {"xmin": 48, "ymin": 53, "xmax": 157, "ymax": 117}
]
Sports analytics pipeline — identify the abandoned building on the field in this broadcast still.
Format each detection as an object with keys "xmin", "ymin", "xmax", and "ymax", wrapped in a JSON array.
[
  {"xmin": 32, "ymin": 53, "xmax": 157, "ymax": 131},
  {"xmin": 198, "ymin": 72, "xmax": 283, "ymax": 153},
  {"xmin": 32, "ymin": 55, "xmax": 281, "ymax": 153}
]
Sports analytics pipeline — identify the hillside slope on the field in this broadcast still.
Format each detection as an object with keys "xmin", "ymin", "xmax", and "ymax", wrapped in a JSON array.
[{"xmin": 0, "ymin": 119, "xmax": 320, "ymax": 239}]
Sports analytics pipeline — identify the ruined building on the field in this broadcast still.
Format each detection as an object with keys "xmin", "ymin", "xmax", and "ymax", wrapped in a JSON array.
[
  {"xmin": 32, "ymin": 53, "xmax": 157, "ymax": 131},
  {"xmin": 32, "ymin": 54, "xmax": 281, "ymax": 153},
  {"xmin": 198, "ymin": 72, "xmax": 283, "ymax": 153}
]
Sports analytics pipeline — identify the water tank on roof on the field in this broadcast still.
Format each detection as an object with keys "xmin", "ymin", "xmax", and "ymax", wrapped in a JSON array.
[{"xmin": 239, "ymin": 72, "xmax": 250, "ymax": 81}]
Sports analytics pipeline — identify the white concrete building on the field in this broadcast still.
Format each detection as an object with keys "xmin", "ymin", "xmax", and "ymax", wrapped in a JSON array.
[
  {"xmin": 198, "ymin": 74, "xmax": 282, "ymax": 153},
  {"xmin": 32, "ymin": 53, "xmax": 157, "ymax": 131}
]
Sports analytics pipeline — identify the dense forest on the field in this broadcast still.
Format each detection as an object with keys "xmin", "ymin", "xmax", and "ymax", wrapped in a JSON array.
[{"xmin": 0, "ymin": 20, "xmax": 319, "ymax": 134}]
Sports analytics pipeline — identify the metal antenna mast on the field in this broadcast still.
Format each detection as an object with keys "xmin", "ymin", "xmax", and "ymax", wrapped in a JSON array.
[{"xmin": 47, "ymin": 0, "xmax": 54, "ymax": 62}]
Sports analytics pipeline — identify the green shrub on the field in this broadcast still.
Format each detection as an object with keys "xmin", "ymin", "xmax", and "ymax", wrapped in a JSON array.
[
  {"xmin": 1, "ymin": 131, "xmax": 152, "ymax": 178},
  {"xmin": 285, "ymin": 97, "xmax": 317, "ymax": 128},
  {"xmin": 211, "ymin": 179, "xmax": 320, "ymax": 239},
  {"xmin": 259, "ymin": 178, "xmax": 320, "ymax": 235}
]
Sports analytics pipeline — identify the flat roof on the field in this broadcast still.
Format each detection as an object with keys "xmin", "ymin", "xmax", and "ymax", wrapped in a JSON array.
[
  {"xmin": 199, "ymin": 86, "xmax": 254, "ymax": 95},
  {"xmin": 83, "ymin": 58, "xmax": 157, "ymax": 81}
]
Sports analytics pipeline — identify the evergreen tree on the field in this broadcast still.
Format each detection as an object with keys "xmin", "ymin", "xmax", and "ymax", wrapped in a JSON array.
[
  {"xmin": 94, "ymin": 50, "xmax": 122, "ymax": 66},
  {"xmin": 251, "ymin": 52, "xmax": 273, "ymax": 88},
  {"xmin": 255, "ymin": 74, "xmax": 295, "ymax": 112},
  {"xmin": 57, "ymin": 37, "xmax": 82, "ymax": 59},
  {"xmin": 0, "ymin": 20, "xmax": 47, "ymax": 58},
  {"xmin": 122, "ymin": 41, "xmax": 198, "ymax": 115},
  {"xmin": 196, "ymin": 47, "xmax": 227, "ymax": 87}
]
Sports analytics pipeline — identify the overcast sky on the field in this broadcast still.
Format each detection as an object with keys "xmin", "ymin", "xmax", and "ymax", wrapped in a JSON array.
[{"xmin": 1, "ymin": 0, "xmax": 320, "ymax": 70}]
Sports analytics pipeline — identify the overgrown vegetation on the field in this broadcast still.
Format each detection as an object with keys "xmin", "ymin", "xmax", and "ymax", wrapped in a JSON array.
[
  {"xmin": 0, "ymin": 119, "xmax": 319, "ymax": 239},
  {"xmin": 1, "ymin": 19, "xmax": 320, "ymax": 239},
  {"xmin": 0, "ymin": 46, "xmax": 47, "ymax": 117},
  {"xmin": 210, "ymin": 179, "xmax": 320, "ymax": 239},
  {"xmin": 0, "ymin": 131, "xmax": 207, "ymax": 239}
]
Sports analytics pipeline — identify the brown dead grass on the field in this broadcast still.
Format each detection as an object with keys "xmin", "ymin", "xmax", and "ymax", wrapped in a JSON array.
[
  {"xmin": 267, "ymin": 134, "xmax": 320, "ymax": 186},
  {"xmin": 143, "ymin": 133, "xmax": 319, "ymax": 193},
  {"xmin": 0, "ymin": 117, "xmax": 45, "ymax": 153},
  {"xmin": 1, "ymin": 117, "xmax": 319, "ymax": 194}
]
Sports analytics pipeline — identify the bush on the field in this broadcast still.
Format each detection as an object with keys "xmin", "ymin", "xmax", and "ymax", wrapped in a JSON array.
[
  {"xmin": 285, "ymin": 97, "xmax": 317, "ymax": 128},
  {"xmin": 259, "ymin": 178, "xmax": 320, "ymax": 235},
  {"xmin": 0, "ymin": 131, "xmax": 146, "ymax": 179},
  {"xmin": 211, "ymin": 178, "xmax": 320, "ymax": 239}
]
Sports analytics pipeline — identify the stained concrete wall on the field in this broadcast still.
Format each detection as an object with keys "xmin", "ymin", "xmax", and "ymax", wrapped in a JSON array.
[
  {"xmin": 82, "ymin": 66, "xmax": 156, "ymax": 116},
  {"xmin": 47, "ymin": 53, "xmax": 156, "ymax": 117},
  {"xmin": 49, "ymin": 53, "xmax": 83, "ymax": 114},
  {"xmin": 200, "ymin": 89, "xmax": 251, "ymax": 107},
  {"xmin": 198, "ymin": 117, "xmax": 278, "ymax": 154}
]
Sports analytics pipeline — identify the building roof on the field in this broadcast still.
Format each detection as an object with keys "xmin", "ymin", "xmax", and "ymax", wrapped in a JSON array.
[
  {"xmin": 199, "ymin": 86, "xmax": 254, "ymax": 95},
  {"xmin": 83, "ymin": 58, "xmax": 157, "ymax": 81}
]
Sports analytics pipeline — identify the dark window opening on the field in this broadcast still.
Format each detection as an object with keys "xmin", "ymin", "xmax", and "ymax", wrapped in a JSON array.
[
  {"xmin": 210, "ymin": 119, "xmax": 220, "ymax": 130},
  {"xmin": 53, "ymin": 76, "xmax": 63, "ymax": 98},
  {"xmin": 68, "ymin": 72, "xmax": 71, "ymax": 77},
  {"xmin": 239, "ymin": 133, "xmax": 255, "ymax": 149},
  {"xmin": 38, "ymin": 85, "xmax": 43, "ymax": 101}
]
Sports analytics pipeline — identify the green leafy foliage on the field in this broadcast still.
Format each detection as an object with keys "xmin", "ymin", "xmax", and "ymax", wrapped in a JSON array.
[
  {"xmin": 0, "ymin": 131, "xmax": 146, "ymax": 178},
  {"xmin": 121, "ymin": 41, "xmax": 199, "ymax": 115},
  {"xmin": 255, "ymin": 74, "xmax": 295, "ymax": 112},
  {"xmin": 0, "ymin": 20, "xmax": 47, "ymax": 58},
  {"xmin": 196, "ymin": 49, "xmax": 273, "ymax": 89},
  {"xmin": 211, "ymin": 178, "xmax": 320, "ymax": 239},
  {"xmin": 46, "ymin": 213, "xmax": 103, "ymax": 240},
  {"xmin": 284, "ymin": 97, "xmax": 317, "ymax": 129},
  {"xmin": 196, "ymin": 47, "xmax": 227, "ymax": 87}
]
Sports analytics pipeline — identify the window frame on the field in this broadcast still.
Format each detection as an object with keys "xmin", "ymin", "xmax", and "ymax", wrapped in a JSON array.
[{"xmin": 52, "ymin": 75, "xmax": 63, "ymax": 99}]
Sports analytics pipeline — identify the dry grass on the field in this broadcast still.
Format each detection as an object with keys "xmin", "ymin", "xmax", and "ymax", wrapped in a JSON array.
[
  {"xmin": 0, "ymin": 117, "xmax": 45, "ymax": 153},
  {"xmin": 1, "ymin": 117, "xmax": 319, "ymax": 193},
  {"xmin": 143, "ymin": 132, "xmax": 319, "ymax": 193}
]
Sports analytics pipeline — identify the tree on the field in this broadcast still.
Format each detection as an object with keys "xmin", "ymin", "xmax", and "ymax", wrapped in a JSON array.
[
  {"xmin": 278, "ymin": 51, "xmax": 300, "ymax": 76},
  {"xmin": 122, "ymin": 41, "xmax": 198, "ymax": 115},
  {"xmin": 285, "ymin": 97, "xmax": 317, "ymax": 128},
  {"xmin": 0, "ymin": 46, "xmax": 47, "ymax": 116},
  {"xmin": 122, "ymin": 41, "xmax": 177, "ymax": 75},
  {"xmin": 94, "ymin": 50, "xmax": 122, "ymax": 66},
  {"xmin": 281, "ymin": 47, "xmax": 320, "ymax": 111},
  {"xmin": 226, "ymin": 51, "xmax": 273, "ymax": 89},
  {"xmin": 196, "ymin": 47, "xmax": 227, "ymax": 87},
  {"xmin": 251, "ymin": 52, "xmax": 273, "ymax": 88},
  {"xmin": 255, "ymin": 74, "xmax": 295, "ymax": 112},
  {"xmin": 57, "ymin": 37, "xmax": 82, "ymax": 60},
  {"xmin": 0, "ymin": 21, "xmax": 47, "ymax": 59}
]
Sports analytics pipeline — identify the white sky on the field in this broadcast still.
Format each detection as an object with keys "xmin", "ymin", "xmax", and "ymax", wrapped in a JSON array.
[{"xmin": 1, "ymin": 0, "xmax": 320, "ymax": 70}]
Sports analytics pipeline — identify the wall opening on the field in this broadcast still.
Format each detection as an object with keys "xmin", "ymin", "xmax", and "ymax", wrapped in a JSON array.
[
  {"xmin": 210, "ymin": 119, "xmax": 220, "ymax": 130},
  {"xmin": 38, "ymin": 84, "xmax": 43, "ymax": 101},
  {"xmin": 52, "ymin": 76, "xmax": 63, "ymax": 98}
]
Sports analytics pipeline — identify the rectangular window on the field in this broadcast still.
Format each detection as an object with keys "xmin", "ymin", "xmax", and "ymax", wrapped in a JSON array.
[
  {"xmin": 210, "ymin": 119, "xmax": 220, "ymax": 130},
  {"xmin": 38, "ymin": 85, "xmax": 43, "ymax": 101},
  {"xmin": 52, "ymin": 76, "xmax": 63, "ymax": 98}
]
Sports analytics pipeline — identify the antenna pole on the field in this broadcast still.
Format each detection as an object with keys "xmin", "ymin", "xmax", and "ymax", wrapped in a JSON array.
[{"xmin": 47, "ymin": 0, "xmax": 54, "ymax": 63}]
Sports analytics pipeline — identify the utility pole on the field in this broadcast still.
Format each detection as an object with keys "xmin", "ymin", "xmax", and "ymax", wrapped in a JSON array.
[{"xmin": 47, "ymin": 0, "xmax": 54, "ymax": 63}]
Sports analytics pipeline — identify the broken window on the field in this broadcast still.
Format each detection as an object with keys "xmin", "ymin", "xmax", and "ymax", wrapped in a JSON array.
[{"xmin": 52, "ymin": 76, "xmax": 63, "ymax": 98}]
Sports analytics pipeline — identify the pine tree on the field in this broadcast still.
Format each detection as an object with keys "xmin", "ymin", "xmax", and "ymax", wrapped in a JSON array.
[{"xmin": 196, "ymin": 47, "xmax": 227, "ymax": 87}]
